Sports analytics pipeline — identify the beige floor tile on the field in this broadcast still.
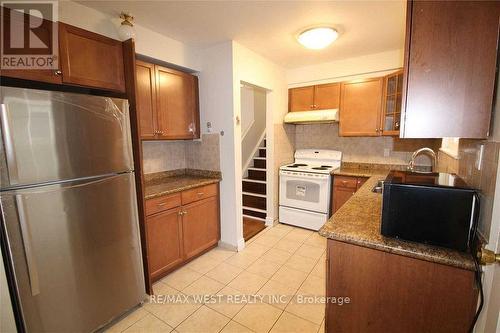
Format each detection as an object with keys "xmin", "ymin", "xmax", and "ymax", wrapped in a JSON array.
[
  {"xmin": 310, "ymin": 259, "xmax": 326, "ymax": 279},
  {"xmin": 182, "ymin": 275, "xmax": 225, "ymax": 296},
  {"xmin": 264, "ymin": 227, "xmax": 292, "ymax": 239},
  {"xmin": 304, "ymin": 233, "xmax": 327, "ymax": 249},
  {"xmin": 225, "ymin": 252, "xmax": 260, "ymax": 269},
  {"xmin": 176, "ymin": 305, "xmax": 230, "ymax": 333},
  {"xmin": 270, "ymin": 311, "xmax": 319, "ymax": 333},
  {"xmin": 160, "ymin": 267, "xmax": 202, "ymax": 291},
  {"xmin": 122, "ymin": 314, "xmax": 173, "ymax": 333},
  {"xmin": 284, "ymin": 254, "xmax": 317, "ymax": 273},
  {"xmin": 220, "ymin": 320, "xmax": 254, "ymax": 333},
  {"xmin": 274, "ymin": 223, "xmax": 294, "ymax": 231},
  {"xmin": 318, "ymin": 319, "xmax": 325, "ymax": 332},
  {"xmin": 298, "ymin": 275, "xmax": 325, "ymax": 296},
  {"xmin": 228, "ymin": 270, "xmax": 268, "ymax": 294},
  {"xmin": 283, "ymin": 229, "xmax": 313, "ymax": 242},
  {"xmin": 285, "ymin": 299, "xmax": 325, "ymax": 325},
  {"xmin": 186, "ymin": 254, "xmax": 222, "ymax": 274},
  {"xmin": 105, "ymin": 307, "xmax": 148, "ymax": 332},
  {"xmin": 206, "ymin": 286, "xmax": 247, "ymax": 318},
  {"xmin": 206, "ymin": 247, "xmax": 236, "ymax": 262},
  {"xmin": 295, "ymin": 244, "xmax": 325, "ymax": 260},
  {"xmin": 273, "ymin": 238, "xmax": 302, "ymax": 253},
  {"xmin": 233, "ymin": 303, "xmax": 282, "ymax": 333},
  {"xmin": 262, "ymin": 248, "xmax": 292, "ymax": 265},
  {"xmin": 271, "ymin": 266, "xmax": 308, "ymax": 290},
  {"xmin": 205, "ymin": 262, "xmax": 243, "ymax": 284},
  {"xmin": 246, "ymin": 258, "xmax": 282, "ymax": 279},
  {"xmin": 143, "ymin": 285, "xmax": 202, "ymax": 328},
  {"xmin": 252, "ymin": 233, "xmax": 282, "ymax": 246},
  {"xmin": 257, "ymin": 279, "xmax": 298, "ymax": 310},
  {"xmin": 243, "ymin": 242, "xmax": 271, "ymax": 257}
]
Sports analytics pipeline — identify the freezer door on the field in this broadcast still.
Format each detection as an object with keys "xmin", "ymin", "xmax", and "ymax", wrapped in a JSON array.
[
  {"xmin": 0, "ymin": 86, "xmax": 133, "ymax": 189},
  {"xmin": 0, "ymin": 172, "xmax": 145, "ymax": 332}
]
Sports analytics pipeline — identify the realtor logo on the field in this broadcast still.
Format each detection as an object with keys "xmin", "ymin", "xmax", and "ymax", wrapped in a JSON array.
[{"xmin": 1, "ymin": 1, "xmax": 58, "ymax": 69}]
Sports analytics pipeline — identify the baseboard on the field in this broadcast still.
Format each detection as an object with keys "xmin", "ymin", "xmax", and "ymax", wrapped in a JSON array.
[
  {"xmin": 217, "ymin": 241, "xmax": 238, "ymax": 251},
  {"xmin": 236, "ymin": 237, "xmax": 246, "ymax": 251},
  {"xmin": 265, "ymin": 216, "xmax": 276, "ymax": 227}
]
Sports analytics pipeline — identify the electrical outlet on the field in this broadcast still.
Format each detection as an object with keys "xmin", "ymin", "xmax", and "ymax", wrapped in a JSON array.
[{"xmin": 475, "ymin": 144, "xmax": 484, "ymax": 170}]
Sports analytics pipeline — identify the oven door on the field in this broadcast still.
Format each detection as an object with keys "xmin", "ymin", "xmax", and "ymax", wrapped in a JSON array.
[{"xmin": 279, "ymin": 170, "xmax": 331, "ymax": 213}]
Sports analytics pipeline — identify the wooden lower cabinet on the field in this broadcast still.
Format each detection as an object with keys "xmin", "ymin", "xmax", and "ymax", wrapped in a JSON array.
[
  {"xmin": 326, "ymin": 240, "xmax": 478, "ymax": 333},
  {"xmin": 331, "ymin": 176, "xmax": 368, "ymax": 214},
  {"xmin": 182, "ymin": 196, "xmax": 220, "ymax": 258},
  {"xmin": 145, "ymin": 183, "xmax": 220, "ymax": 282},
  {"xmin": 147, "ymin": 207, "xmax": 184, "ymax": 280}
]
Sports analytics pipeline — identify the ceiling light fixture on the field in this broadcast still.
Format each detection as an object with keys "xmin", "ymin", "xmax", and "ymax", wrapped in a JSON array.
[
  {"xmin": 118, "ymin": 12, "xmax": 135, "ymax": 41},
  {"xmin": 297, "ymin": 27, "xmax": 338, "ymax": 50}
]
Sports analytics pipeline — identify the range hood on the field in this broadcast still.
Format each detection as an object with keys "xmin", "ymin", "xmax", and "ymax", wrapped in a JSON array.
[{"xmin": 283, "ymin": 109, "xmax": 339, "ymax": 124}]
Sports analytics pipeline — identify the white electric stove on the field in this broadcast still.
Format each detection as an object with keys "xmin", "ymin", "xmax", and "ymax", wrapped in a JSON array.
[{"xmin": 279, "ymin": 149, "xmax": 342, "ymax": 230}]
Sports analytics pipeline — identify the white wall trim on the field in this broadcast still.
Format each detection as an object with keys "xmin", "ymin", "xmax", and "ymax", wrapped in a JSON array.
[
  {"xmin": 241, "ymin": 119, "xmax": 255, "ymax": 139},
  {"xmin": 242, "ymin": 130, "xmax": 266, "ymax": 173},
  {"xmin": 265, "ymin": 216, "xmax": 275, "ymax": 227}
]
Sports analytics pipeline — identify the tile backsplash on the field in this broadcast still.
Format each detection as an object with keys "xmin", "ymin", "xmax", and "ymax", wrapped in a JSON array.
[
  {"xmin": 295, "ymin": 123, "xmax": 440, "ymax": 166},
  {"xmin": 142, "ymin": 133, "xmax": 221, "ymax": 174}
]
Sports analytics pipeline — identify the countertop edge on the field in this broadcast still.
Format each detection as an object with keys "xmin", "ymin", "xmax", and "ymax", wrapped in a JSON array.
[{"xmin": 144, "ymin": 178, "xmax": 221, "ymax": 200}]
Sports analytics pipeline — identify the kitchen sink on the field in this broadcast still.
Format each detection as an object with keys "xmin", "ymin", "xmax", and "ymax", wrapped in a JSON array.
[{"xmin": 372, "ymin": 180, "xmax": 384, "ymax": 193}]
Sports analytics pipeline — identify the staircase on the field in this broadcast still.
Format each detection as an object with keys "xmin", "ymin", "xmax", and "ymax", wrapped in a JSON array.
[{"xmin": 242, "ymin": 137, "xmax": 267, "ymax": 223}]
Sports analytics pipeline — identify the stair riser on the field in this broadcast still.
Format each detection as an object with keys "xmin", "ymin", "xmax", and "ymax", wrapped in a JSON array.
[
  {"xmin": 248, "ymin": 169, "xmax": 266, "ymax": 181},
  {"xmin": 259, "ymin": 148, "xmax": 266, "ymax": 157},
  {"xmin": 243, "ymin": 195, "xmax": 266, "ymax": 210},
  {"xmin": 243, "ymin": 209, "xmax": 266, "ymax": 219},
  {"xmin": 254, "ymin": 159, "xmax": 266, "ymax": 168},
  {"xmin": 242, "ymin": 181, "xmax": 266, "ymax": 195}
]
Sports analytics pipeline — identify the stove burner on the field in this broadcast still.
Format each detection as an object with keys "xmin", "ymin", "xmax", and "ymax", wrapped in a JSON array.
[
  {"xmin": 288, "ymin": 163, "xmax": 307, "ymax": 168},
  {"xmin": 312, "ymin": 167, "xmax": 328, "ymax": 170}
]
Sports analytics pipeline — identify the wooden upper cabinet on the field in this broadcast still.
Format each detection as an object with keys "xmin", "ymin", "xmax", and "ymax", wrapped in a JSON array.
[
  {"xmin": 381, "ymin": 70, "xmax": 403, "ymax": 136},
  {"xmin": 59, "ymin": 23, "xmax": 126, "ymax": 92},
  {"xmin": 288, "ymin": 83, "xmax": 340, "ymax": 112},
  {"xmin": 289, "ymin": 86, "xmax": 315, "ymax": 111},
  {"xmin": 135, "ymin": 60, "xmax": 157, "ymax": 139},
  {"xmin": 314, "ymin": 83, "xmax": 340, "ymax": 110},
  {"xmin": 156, "ymin": 65, "xmax": 199, "ymax": 139},
  {"xmin": 401, "ymin": 1, "xmax": 500, "ymax": 138},
  {"xmin": 339, "ymin": 78, "xmax": 384, "ymax": 136}
]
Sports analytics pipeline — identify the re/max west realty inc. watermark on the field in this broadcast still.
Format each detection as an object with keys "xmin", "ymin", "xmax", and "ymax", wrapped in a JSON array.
[{"xmin": 1, "ymin": 1, "xmax": 58, "ymax": 69}]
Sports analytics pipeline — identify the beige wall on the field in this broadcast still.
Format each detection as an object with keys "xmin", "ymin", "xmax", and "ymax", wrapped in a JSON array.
[
  {"xmin": 142, "ymin": 134, "xmax": 220, "ymax": 174},
  {"xmin": 241, "ymin": 86, "xmax": 267, "ymax": 170},
  {"xmin": 273, "ymin": 123, "xmax": 296, "ymax": 217},
  {"xmin": 294, "ymin": 123, "xmax": 439, "ymax": 166}
]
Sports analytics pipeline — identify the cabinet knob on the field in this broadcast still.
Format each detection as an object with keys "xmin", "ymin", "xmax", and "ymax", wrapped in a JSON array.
[{"xmin": 54, "ymin": 70, "xmax": 62, "ymax": 76}]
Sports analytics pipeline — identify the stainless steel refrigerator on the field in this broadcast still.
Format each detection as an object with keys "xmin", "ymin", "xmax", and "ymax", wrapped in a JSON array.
[{"xmin": 0, "ymin": 86, "xmax": 145, "ymax": 332}]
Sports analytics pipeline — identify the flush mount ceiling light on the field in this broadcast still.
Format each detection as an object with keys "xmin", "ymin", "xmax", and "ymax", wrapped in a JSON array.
[
  {"xmin": 297, "ymin": 27, "xmax": 338, "ymax": 50},
  {"xmin": 118, "ymin": 12, "xmax": 135, "ymax": 41}
]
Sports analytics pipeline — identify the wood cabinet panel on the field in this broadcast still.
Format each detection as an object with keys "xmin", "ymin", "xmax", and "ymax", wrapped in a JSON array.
[
  {"xmin": 59, "ymin": 23, "xmax": 125, "ymax": 92},
  {"xmin": 326, "ymin": 240, "xmax": 478, "ymax": 333},
  {"xmin": 339, "ymin": 78, "xmax": 384, "ymax": 136},
  {"xmin": 156, "ymin": 65, "xmax": 199, "ymax": 139},
  {"xmin": 289, "ymin": 86, "xmax": 315, "ymax": 112},
  {"xmin": 356, "ymin": 177, "xmax": 367, "ymax": 190},
  {"xmin": 181, "ymin": 183, "xmax": 218, "ymax": 205},
  {"xmin": 314, "ymin": 83, "xmax": 340, "ymax": 110},
  {"xmin": 182, "ymin": 196, "xmax": 219, "ymax": 259},
  {"xmin": 147, "ymin": 207, "xmax": 184, "ymax": 279},
  {"xmin": 135, "ymin": 60, "xmax": 157, "ymax": 139},
  {"xmin": 333, "ymin": 187, "xmax": 356, "ymax": 214},
  {"xmin": 332, "ymin": 176, "xmax": 369, "ymax": 214},
  {"xmin": 145, "ymin": 193, "xmax": 181, "ymax": 216},
  {"xmin": 401, "ymin": 1, "xmax": 499, "ymax": 138},
  {"xmin": 333, "ymin": 176, "xmax": 358, "ymax": 190}
]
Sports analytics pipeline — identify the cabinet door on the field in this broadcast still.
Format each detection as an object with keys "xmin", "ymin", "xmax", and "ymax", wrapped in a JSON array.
[
  {"xmin": 155, "ymin": 65, "xmax": 199, "ymax": 139},
  {"xmin": 0, "ymin": 8, "xmax": 62, "ymax": 84},
  {"xmin": 356, "ymin": 177, "xmax": 368, "ymax": 190},
  {"xmin": 339, "ymin": 78, "xmax": 383, "ymax": 136},
  {"xmin": 401, "ymin": 1, "xmax": 499, "ymax": 138},
  {"xmin": 182, "ymin": 196, "xmax": 219, "ymax": 259},
  {"xmin": 381, "ymin": 70, "xmax": 403, "ymax": 136},
  {"xmin": 59, "ymin": 23, "xmax": 125, "ymax": 92},
  {"xmin": 314, "ymin": 83, "xmax": 340, "ymax": 110},
  {"xmin": 333, "ymin": 187, "xmax": 356, "ymax": 213},
  {"xmin": 135, "ymin": 60, "xmax": 157, "ymax": 139},
  {"xmin": 289, "ymin": 86, "xmax": 315, "ymax": 112},
  {"xmin": 146, "ymin": 207, "xmax": 184, "ymax": 280}
]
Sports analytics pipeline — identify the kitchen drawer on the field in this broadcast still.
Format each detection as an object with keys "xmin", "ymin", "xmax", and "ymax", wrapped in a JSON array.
[
  {"xmin": 334, "ymin": 176, "xmax": 358, "ymax": 189},
  {"xmin": 146, "ymin": 193, "xmax": 181, "ymax": 216},
  {"xmin": 181, "ymin": 184, "xmax": 218, "ymax": 205}
]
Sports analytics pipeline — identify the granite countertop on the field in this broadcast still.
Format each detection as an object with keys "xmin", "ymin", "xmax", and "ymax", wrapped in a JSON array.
[
  {"xmin": 320, "ymin": 166, "xmax": 475, "ymax": 271},
  {"xmin": 144, "ymin": 169, "xmax": 222, "ymax": 200}
]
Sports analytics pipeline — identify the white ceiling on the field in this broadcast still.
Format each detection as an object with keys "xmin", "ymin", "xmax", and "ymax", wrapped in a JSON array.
[{"xmin": 78, "ymin": 1, "xmax": 406, "ymax": 69}]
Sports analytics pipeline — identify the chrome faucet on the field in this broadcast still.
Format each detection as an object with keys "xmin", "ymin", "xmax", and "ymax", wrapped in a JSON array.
[{"xmin": 408, "ymin": 147, "xmax": 437, "ymax": 173}]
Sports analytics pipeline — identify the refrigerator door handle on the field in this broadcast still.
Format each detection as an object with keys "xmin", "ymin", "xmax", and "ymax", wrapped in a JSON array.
[
  {"xmin": 15, "ymin": 194, "xmax": 40, "ymax": 296},
  {"xmin": 1, "ymin": 104, "xmax": 19, "ymax": 185}
]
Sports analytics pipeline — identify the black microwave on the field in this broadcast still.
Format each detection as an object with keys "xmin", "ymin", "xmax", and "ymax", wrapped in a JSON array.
[{"xmin": 381, "ymin": 171, "xmax": 479, "ymax": 252}]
